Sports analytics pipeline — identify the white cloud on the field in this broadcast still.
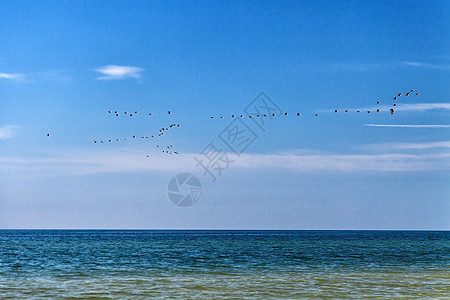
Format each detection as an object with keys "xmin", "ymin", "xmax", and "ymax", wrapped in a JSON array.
[
  {"xmin": 95, "ymin": 65, "xmax": 143, "ymax": 80},
  {"xmin": 0, "ymin": 72, "xmax": 24, "ymax": 80},
  {"xmin": 362, "ymin": 141, "xmax": 450, "ymax": 152},
  {"xmin": 326, "ymin": 103, "xmax": 450, "ymax": 114},
  {"xmin": 395, "ymin": 103, "xmax": 450, "ymax": 111},
  {"xmin": 402, "ymin": 61, "xmax": 449, "ymax": 69},
  {"xmin": 1, "ymin": 146, "xmax": 449, "ymax": 179},
  {"xmin": 365, "ymin": 124, "xmax": 450, "ymax": 128},
  {"xmin": 0, "ymin": 125, "xmax": 19, "ymax": 139}
]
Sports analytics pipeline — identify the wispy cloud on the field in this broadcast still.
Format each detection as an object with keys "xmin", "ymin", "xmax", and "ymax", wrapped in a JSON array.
[
  {"xmin": 326, "ymin": 103, "xmax": 450, "ymax": 114},
  {"xmin": 365, "ymin": 124, "xmax": 450, "ymax": 128},
  {"xmin": 402, "ymin": 61, "xmax": 449, "ymax": 69},
  {"xmin": 95, "ymin": 65, "xmax": 143, "ymax": 80},
  {"xmin": 395, "ymin": 103, "xmax": 450, "ymax": 111},
  {"xmin": 1, "ymin": 147, "xmax": 448, "ymax": 179},
  {"xmin": 326, "ymin": 61, "xmax": 450, "ymax": 72},
  {"xmin": 0, "ymin": 125, "xmax": 19, "ymax": 139},
  {"xmin": 362, "ymin": 141, "xmax": 450, "ymax": 151},
  {"xmin": 0, "ymin": 72, "xmax": 24, "ymax": 80}
]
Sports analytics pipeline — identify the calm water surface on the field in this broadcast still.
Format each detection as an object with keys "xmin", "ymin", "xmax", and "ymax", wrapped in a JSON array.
[{"xmin": 0, "ymin": 230, "xmax": 449, "ymax": 299}]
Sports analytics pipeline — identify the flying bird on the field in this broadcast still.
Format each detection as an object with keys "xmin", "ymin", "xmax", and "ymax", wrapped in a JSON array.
[{"xmin": 390, "ymin": 108, "xmax": 395, "ymax": 114}]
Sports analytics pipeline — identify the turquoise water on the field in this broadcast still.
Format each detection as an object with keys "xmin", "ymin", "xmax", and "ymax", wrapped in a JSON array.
[{"xmin": 0, "ymin": 230, "xmax": 449, "ymax": 298}]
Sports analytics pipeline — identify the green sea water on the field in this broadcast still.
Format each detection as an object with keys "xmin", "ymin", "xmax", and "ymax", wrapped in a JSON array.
[{"xmin": 0, "ymin": 230, "xmax": 448, "ymax": 299}]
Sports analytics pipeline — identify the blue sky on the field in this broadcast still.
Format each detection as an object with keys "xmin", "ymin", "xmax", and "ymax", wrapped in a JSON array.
[{"xmin": 0, "ymin": 0, "xmax": 449, "ymax": 229}]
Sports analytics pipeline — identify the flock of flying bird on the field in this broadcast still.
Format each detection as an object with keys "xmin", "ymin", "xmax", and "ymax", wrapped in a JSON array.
[
  {"xmin": 208, "ymin": 89, "xmax": 418, "ymax": 119},
  {"xmin": 46, "ymin": 90, "xmax": 419, "ymax": 157}
]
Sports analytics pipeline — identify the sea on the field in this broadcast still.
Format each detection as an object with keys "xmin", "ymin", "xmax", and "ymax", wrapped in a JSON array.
[{"xmin": 0, "ymin": 230, "xmax": 448, "ymax": 299}]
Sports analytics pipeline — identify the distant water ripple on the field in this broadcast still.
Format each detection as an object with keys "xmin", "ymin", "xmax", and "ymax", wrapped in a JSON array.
[{"xmin": 0, "ymin": 230, "xmax": 449, "ymax": 298}]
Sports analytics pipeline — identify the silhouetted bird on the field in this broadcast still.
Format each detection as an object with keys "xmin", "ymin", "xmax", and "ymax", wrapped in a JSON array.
[
  {"xmin": 168, "ymin": 111, "xmax": 171, "ymax": 114},
  {"xmin": 390, "ymin": 108, "xmax": 395, "ymax": 114},
  {"xmin": 47, "ymin": 133, "xmax": 50, "ymax": 137},
  {"xmin": 334, "ymin": 110, "xmax": 338, "ymax": 113},
  {"xmin": 345, "ymin": 110, "xmax": 349, "ymax": 112},
  {"xmin": 297, "ymin": 113, "xmax": 300, "ymax": 116},
  {"xmin": 393, "ymin": 97, "xmax": 397, "ymax": 100},
  {"xmin": 416, "ymin": 93, "xmax": 420, "ymax": 95},
  {"xmin": 398, "ymin": 93, "xmax": 402, "ymax": 96},
  {"xmin": 393, "ymin": 104, "xmax": 397, "ymax": 106},
  {"xmin": 315, "ymin": 114, "xmax": 319, "ymax": 116}
]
